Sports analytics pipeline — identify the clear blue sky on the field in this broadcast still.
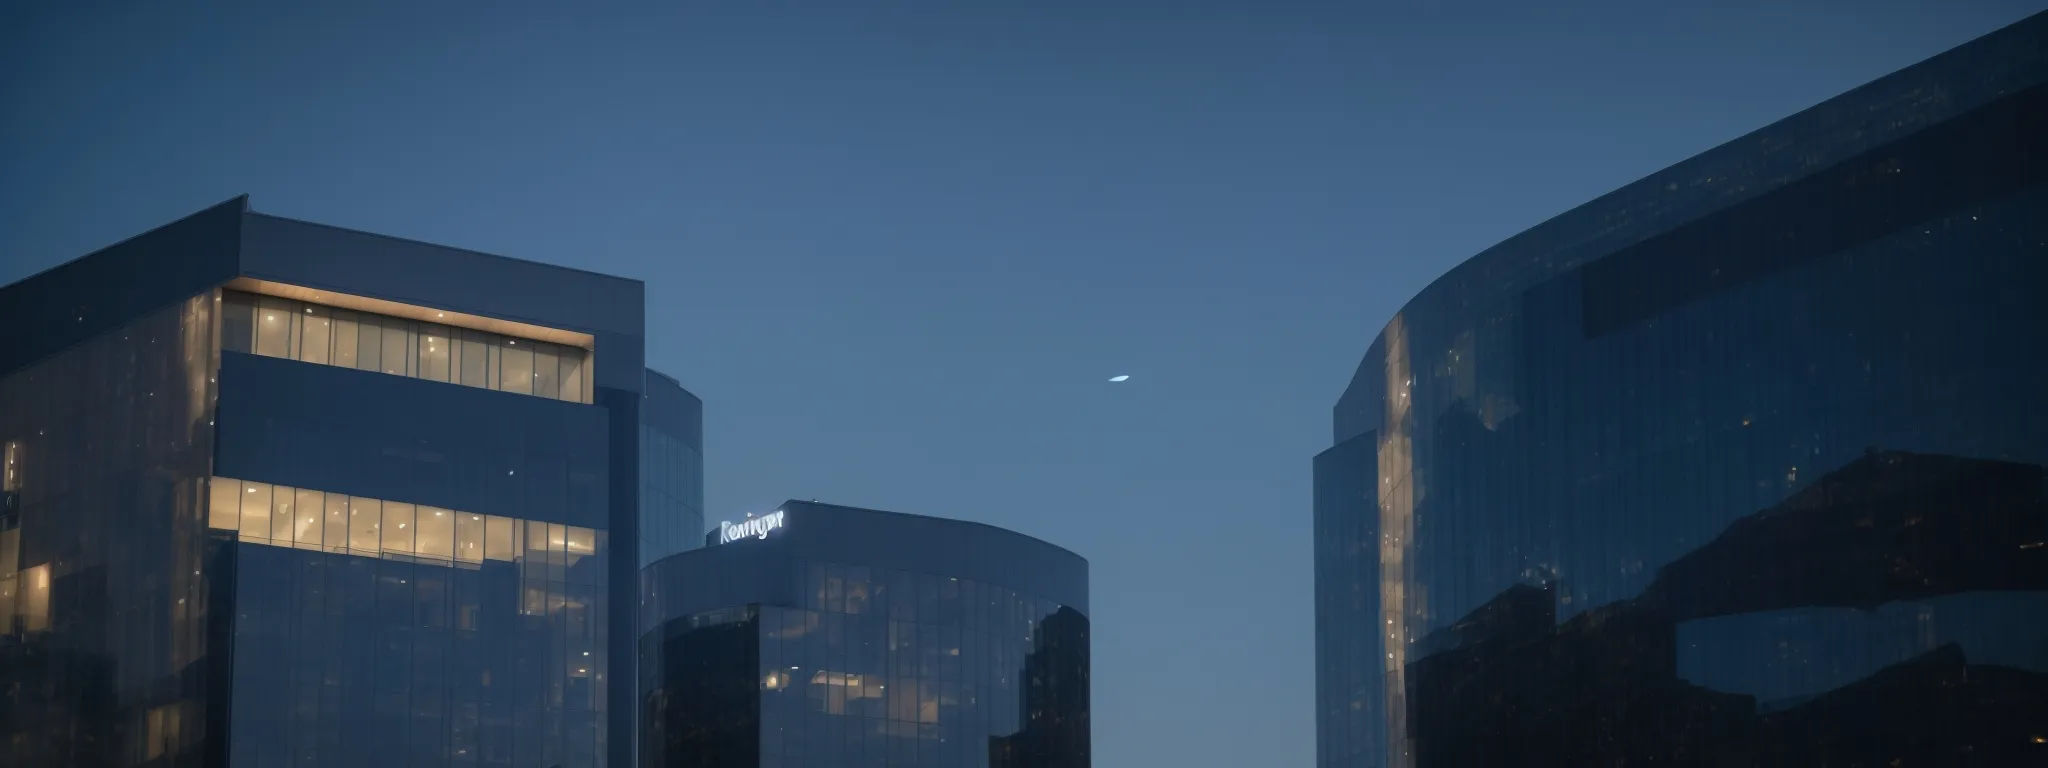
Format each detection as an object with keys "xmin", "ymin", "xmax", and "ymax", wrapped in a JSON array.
[{"xmin": 3, "ymin": 1, "xmax": 2040, "ymax": 764}]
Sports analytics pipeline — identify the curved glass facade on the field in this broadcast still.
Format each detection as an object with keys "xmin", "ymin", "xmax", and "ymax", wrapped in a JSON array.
[
  {"xmin": 640, "ymin": 501, "xmax": 1090, "ymax": 768},
  {"xmin": 1315, "ymin": 14, "xmax": 2048, "ymax": 768},
  {"xmin": 638, "ymin": 369, "xmax": 704, "ymax": 567}
]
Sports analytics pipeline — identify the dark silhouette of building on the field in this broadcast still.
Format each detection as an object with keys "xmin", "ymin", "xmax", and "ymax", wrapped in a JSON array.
[
  {"xmin": 1314, "ymin": 12, "xmax": 2048, "ymax": 768},
  {"xmin": 0, "ymin": 197, "xmax": 692, "ymax": 767},
  {"xmin": 987, "ymin": 606, "xmax": 1090, "ymax": 768},
  {"xmin": 639, "ymin": 500, "xmax": 1090, "ymax": 768}
]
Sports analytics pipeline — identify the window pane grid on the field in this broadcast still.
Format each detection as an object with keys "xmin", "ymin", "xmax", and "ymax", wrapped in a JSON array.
[
  {"xmin": 208, "ymin": 476, "xmax": 599, "ymax": 569},
  {"xmin": 220, "ymin": 290, "xmax": 592, "ymax": 404}
]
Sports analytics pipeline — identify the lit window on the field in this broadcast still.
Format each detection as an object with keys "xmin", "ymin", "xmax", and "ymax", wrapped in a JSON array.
[
  {"xmin": 382, "ymin": 503, "xmax": 416, "ymax": 554},
  {"xmin": 239, "ymin": 481, "xmax": 273, "ymax": 541},
  {"xmin": 416, "ymin": 507, "xmax": 454, "ymax": 559},
  {"xmin": 206, "ymin": 477, "xmax": 601, "ymax": 569}
]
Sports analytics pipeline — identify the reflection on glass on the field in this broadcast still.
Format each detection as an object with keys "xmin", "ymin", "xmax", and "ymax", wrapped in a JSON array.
[{"xmin": 646, "ymin": 562, "xmax": 1090, "ymax": 766}]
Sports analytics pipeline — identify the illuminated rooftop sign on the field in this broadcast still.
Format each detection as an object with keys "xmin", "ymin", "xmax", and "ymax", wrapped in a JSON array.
[{"xmin": 718, "ymin": 510, "xmax": 786, "ymax": 544}]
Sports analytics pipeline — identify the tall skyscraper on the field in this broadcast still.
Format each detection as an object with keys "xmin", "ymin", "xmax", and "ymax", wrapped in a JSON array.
[
  {"xmin": 1315, "ymin": 12, "xmax": 2048, "ymax": 767},
  {"xmin": 0, "ymin": 196, "xmax": 675, "ymax": 768},
  {"xmin": 639, "ymin": 500, "xmax": 1091, "ymax": 768}
]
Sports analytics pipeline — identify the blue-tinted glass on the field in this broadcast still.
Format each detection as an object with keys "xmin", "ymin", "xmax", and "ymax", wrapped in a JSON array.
[
  {"xmin": 1314, "ymin": 25, "xmax": 2048, "ymax": 767},
  {"xmin": 0, "ymin": 296, "xmax": 216, "ymax": 766}
]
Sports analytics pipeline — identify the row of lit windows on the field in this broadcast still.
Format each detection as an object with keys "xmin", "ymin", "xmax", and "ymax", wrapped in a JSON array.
[
  {"xmin": 221, "ymin": 291, "xmax": 593, "ymax": 404},
  {"xmin": 207, "ymin": 476, "xmax": 599, "ymax": 570}
]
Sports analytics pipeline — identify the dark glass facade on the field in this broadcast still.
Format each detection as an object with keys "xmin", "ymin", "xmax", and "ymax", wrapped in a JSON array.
[
  {"xmin": 640, "ymin": 501, "xmax": 1089, "ymax": 768},
  {"xmin": 638, "ymin": 369, "xmax": 704, "ymax": 567},
  {"xmin": 1315, "ymin": 13, "xmax": 2048, "ymax": 768},
  {"xmin": 1, "ymin": 197, "xmax": 650, "ymax": 768}
]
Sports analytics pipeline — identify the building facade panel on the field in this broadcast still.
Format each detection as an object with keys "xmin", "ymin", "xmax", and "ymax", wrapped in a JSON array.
[
  {"xmin": 1315, "ymin": 13, "xmax": 2048, "ymax": 767},
  {"xmin": 215, "ymin": 351, "xmax": 611, "ymax": 530},
  {"xmin": 640, "ymin": 502, "xmax": 1090, "ymax": 768}
]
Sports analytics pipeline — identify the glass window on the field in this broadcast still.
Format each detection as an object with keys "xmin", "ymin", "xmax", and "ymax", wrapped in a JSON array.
[
  {"xmin": 485, "ymin": 515, "xmax": 517, "ymax": 562},
  {"xmin": 456, "ymin": 513, "xmax": 485, "ymax": 563},
  {"xmin": 350, "ymin": 498, "xmax": 381, "ymax": 552},
  {"xmin": 548, "ymin": 522, "xmax": 568, "ymax": 582},
  {"xmin": 324, "ymin": 494, "xmax": 349, "ymax": 553},
  {"xmin": 239, "ymin": 481, "xmax": 272, "ymax": 541},
  {"xmin": 271, "ymin": 487, "xmax": 295, "ymax": 546},
  {"xmin": 332, "ymin": 310, "xmax": 360, "ymax": 369},
  {"xmin": 527, "ymin": 522, "xmax": 552, "ymax": 574},
  {"xmin": 846, "ymin": 572, "xmax": 871, "ymax": 615},
  {"xmin": 560, "ymin": 350, "xmax": 586, "ymax": 403},
  {"xmin": 380, "ymin": 318, "xmax": 411, "ymax": 376},
  {"xmin": 355, "ymin": 314, "xmax": 383, "ymax": 373},
  {"xmin": 382, "ymin": 502, "xmax": 416, "ymax": 554},
  {"xmin": 299, "ymin": 305, "xmax": 331, "ymax": 365},
  {"xmin": 534, "ymin": 346, "xmax": 560, "ymax": 400},
  {"xmin": 419, "ymin": 325, "xmax": 452, "ymax": 382},
  {"xmin": 417, "ymin": 506, "xmax": 454, "ymax": 559},
  {"xmin": 208, "ymin": 477, "xmax": 240, "ymax": 531},
  {"xmin": 255, "ymin": 297, "xmax": 293, "ymax": 358},
  {"xmin": 564, "ymin": 526, "xmax": 595, "ymax": 584},
  {"xmin": 500, "ymin": 339, "xmax": 533, "ymax": 395},
  {"xmin": 294, "ymin": 488, "xmax": 324, "ymax": 549},
  {"xmin": 221, "ymin": 292, "xmax": 255, "ymax": 354},
  {"xmin": 459, "ymin": 330, "xmax": 490, "ymax": 389}
]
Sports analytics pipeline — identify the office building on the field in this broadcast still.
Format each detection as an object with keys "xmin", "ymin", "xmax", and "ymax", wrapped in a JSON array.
[
  {"xmin": 1314, "ymin": 13, "xmax": 2048, "ymax": 768},
  {"xmin": 639, "ymin": 500, "xmax": 1090, "ymax": 768},
  {"xmin": 0, "ymin": 196, "xmax": 694, "ymax": 767}
]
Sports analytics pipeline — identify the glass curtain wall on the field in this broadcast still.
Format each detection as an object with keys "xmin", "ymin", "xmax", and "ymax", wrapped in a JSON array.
[
  {"xmin": 220, "ymin": 290, "xmax": 591, "ymax": 404},
  {"xmin": 214, "ymin": 475, "xmax": 611, "ymax": 768},
  {"xmin": 759, "ymin": 563, "xmax": 1089, "ymax": 768},
  {"xmin": 638, "ymin": 424, "xmax": 704, "ymax": 567},
  {"xmin": 0, "ymin": 295, "xmax": 218, "ymax": 768},
  {"xmin": 1330, "ymin": 63, "xmax": 2048, "ymax": 767}
]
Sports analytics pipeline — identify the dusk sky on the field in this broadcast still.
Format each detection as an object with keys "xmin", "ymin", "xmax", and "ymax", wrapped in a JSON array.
[{"xmin": 3, "ymin": 1, "xmax": 2041, "ymax": 764}]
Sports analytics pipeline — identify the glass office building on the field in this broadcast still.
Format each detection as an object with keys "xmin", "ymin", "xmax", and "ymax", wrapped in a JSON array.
[
  {"xmin": 0, "ymin": 197, "xmax": 673, "ymax": 768},
  {"xmin": 639, "ymin": 501, "xmax": 1090, "ymax": 768},
  {"xmin": 1314, "ymin": 12, "xmax": 2048, "ymax": 768}
]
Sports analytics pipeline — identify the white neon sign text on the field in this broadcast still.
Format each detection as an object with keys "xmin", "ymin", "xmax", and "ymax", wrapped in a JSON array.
[{"xmin": 719, "ymin": 510, "xmax": 786, "ymax": 544}]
